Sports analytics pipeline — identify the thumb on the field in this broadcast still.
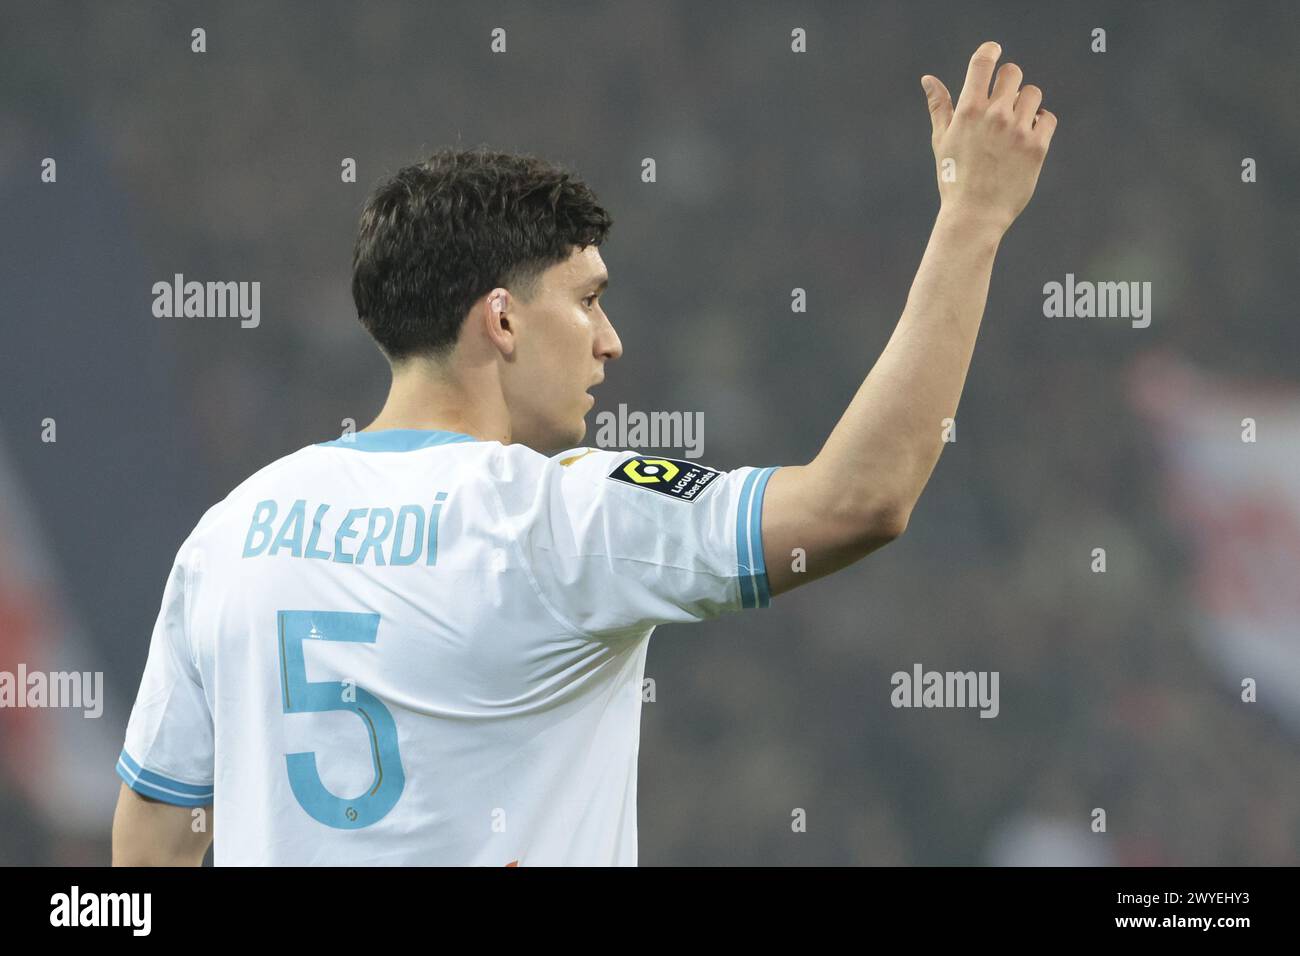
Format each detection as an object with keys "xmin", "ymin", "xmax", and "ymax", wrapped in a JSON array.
[{"xmin": 921, "ymin": 75, "xmax": 953, "ymax": 140}]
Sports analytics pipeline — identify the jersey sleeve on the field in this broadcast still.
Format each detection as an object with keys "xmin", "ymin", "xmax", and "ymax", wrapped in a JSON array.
[
  {"xmin": 494, "ymin": 447, "xmax": 780, "ymax": 637},
  {"xmin": 116, "ymin": 551, "xmax": 215, "ymax": 807}
]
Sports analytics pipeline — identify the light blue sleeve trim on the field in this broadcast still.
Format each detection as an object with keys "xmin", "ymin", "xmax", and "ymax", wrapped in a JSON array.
[
  {"xmin": 116, "ymin": 749, "xmax": 214, "ymax": 807},
  {"xmin": 735, "ymin": 466, "xmax": 779, "ymax": 609}
]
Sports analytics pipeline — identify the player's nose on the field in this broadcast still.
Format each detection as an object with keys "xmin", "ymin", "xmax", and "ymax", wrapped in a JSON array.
[{"xmin": 596, "ymin": 312, "xmax": 623, "ymax": 362}]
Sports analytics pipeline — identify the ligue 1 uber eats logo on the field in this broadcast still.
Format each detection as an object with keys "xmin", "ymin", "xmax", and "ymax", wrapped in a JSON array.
[{"xmin": 608, "ymin": 456, "xmax": 721, "ymax": 502}]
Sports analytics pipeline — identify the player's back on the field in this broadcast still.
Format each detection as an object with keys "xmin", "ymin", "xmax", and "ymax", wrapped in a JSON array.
[{"xmin": 117, "ymin": 428, "xmax": 778, "ymax": 865}]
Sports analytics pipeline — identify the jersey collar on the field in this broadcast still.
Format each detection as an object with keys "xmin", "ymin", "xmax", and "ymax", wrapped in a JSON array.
[{"xmin": 317, "ymin": 429, "xmax": 480, "ymax": 452}]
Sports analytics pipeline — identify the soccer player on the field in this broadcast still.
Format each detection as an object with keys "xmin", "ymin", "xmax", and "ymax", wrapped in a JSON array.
[{"xmin": 112, "ymin": 42, "xmax": 1055, "ymax": 865}]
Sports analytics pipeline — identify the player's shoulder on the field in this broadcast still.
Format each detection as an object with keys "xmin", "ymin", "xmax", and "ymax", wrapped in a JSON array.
[
  {"xmin": 179, "ymin": 431, "xmax": 508, "ymax": 545},
  {"xmin": 173, "ymin": 443, "xmax": 323, "ymax": 555},
  {"xmin": 487, "ymin": 443, "xmax": 654, "ymax": 487},
  {"xmin": 495, "ymin": 444, "xmax": 738, "ymax": 510}
]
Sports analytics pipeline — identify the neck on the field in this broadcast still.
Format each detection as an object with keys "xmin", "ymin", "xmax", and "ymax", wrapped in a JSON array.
[{"xmin": 365, "ymin": 354, "xmax": 511, "ymax": 444}]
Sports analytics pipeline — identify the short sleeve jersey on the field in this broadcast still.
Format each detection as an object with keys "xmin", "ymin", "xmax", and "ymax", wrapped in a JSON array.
[{"xmin": 117, "ymin": 429, "xmax": 777, "ymax": 865}]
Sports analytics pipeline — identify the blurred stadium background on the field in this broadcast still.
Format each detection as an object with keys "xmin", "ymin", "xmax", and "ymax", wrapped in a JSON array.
[{"xmin": 1, "ymin": 1, "xmax": 1297, "ymax": 865}]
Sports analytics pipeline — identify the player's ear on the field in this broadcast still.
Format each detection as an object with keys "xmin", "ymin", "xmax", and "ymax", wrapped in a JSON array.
[{"xmin": 481, "ymin": 289, "xmax": 516, "ymax": 358}]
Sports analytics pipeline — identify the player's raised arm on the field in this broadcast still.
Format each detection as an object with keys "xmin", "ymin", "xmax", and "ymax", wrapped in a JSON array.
[{"xmin": 762, "ymin": 41, "xmax": 1057, "ymax": 597}]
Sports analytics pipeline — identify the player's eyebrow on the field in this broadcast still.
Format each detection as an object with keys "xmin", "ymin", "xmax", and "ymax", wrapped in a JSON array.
[{"xmin": 579, "ymin": 274, "xmax": 609, "ymax": 294}]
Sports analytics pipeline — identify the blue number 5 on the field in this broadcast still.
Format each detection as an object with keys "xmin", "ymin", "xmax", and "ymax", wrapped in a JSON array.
[{"xmin": 277, "ymin": 610, "xmax": 404, "ymax": 828}]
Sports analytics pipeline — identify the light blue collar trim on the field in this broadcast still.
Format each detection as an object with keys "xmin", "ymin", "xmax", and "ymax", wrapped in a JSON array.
[{"xmin": 317, "ymin": 429, "xmax": 480, "ymax": 452}]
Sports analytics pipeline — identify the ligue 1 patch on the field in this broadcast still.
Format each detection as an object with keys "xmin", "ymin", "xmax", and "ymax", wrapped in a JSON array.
[{"xmin": 607, "ymin": 456, "xmax": 722, "ymax": 503}]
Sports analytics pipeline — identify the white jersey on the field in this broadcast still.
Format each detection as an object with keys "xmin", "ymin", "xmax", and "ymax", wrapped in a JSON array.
[{"xmin": 117, "ymin": 428, "xmax": 778, "ymax": 865}]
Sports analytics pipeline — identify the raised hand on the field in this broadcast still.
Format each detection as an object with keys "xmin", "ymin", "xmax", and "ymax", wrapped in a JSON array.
[{"xmin": 921, "ymin": 41, "xmax": 1057, "ymax": 233}]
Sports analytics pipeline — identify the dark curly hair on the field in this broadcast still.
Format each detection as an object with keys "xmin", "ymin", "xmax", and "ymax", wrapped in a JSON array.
[{"xmin": 350, "ymin": 146, "xmax": 613, "ymax": 361}]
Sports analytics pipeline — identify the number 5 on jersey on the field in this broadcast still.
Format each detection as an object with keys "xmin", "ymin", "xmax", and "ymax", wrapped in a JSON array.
[{"xmin": 278, "ymin": 610, "xmax": 405, "ymax": 828}]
